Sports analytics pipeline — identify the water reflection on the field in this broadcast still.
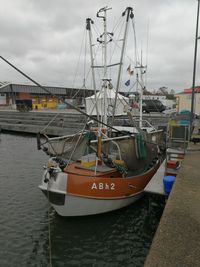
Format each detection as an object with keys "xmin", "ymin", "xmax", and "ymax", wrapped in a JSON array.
[{"xmin": 47, "ymin": 196, "xmax": 165, "ymax": 267}]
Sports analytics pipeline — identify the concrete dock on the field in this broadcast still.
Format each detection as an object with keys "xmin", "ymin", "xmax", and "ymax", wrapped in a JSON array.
[
  {"xmin": 0, "ymin": 109, "xmax": 85, "ymax": 136},
  {"xmin": 0, "ymin": 109, "xmax": 169, "ymax": 136},
  {"xmin": 145, "ymin": 142, "xmax": 200, "ymax": 266}
]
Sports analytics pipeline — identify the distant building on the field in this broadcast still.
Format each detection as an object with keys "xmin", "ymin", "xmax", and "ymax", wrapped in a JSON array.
[
  {"xmin": 176, "ymin": 87, "xmax": 200, "ymax": 115},
  {"xmin": 0, "ymin": 83, "xmax": 94, "ymax": 109}
]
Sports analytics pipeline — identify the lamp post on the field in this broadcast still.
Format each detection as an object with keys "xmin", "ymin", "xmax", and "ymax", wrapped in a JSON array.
[{"xmin": 190, "ymin": 0, "xmax": 200, "ymax": 137}]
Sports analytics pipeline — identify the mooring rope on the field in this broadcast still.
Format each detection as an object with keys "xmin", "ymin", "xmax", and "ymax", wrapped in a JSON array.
[{"xmin": 47, "ymin": 181, "xmax": 53, "ymax": 267}]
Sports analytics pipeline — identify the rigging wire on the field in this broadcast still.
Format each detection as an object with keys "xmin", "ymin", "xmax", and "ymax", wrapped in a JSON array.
[
  {"xmin": 87, "ymin": 28, "xmax": 103, "ymax": 92},
  {"xmin": 131, "ymin": 18, "xmax": 161, "ymax": 114},
  {"xmin": 47, "ymin": 182, "xmax": 52, "ymax": 267},
  {"xmin": 92, "ymin": 22, "xmax": 101, "ymax": 38},
  {"xmin": 109, "ymin": 15, "xmax": 136, "ymax": 86},
  {"xmin": 83, "ymin": 27, "xmax": 88, "ymax": 89},
  {"xmin": 131, "ymin": 18, "xmax": 139, "ymax": 72},
  {"xmin": 109, "ymin": 15, "xmax": 124, "ymax": 79},
  {"xmin": 108, "ymin": 19, "xmax": 131, "ymax": 112},
  {"xmin": 74, "ymin": 20, "xmax": 103, "ymax": 97},
  {"xmin": 111, "ymin": 39, "xmax": 135, "ymax": 67},
  {"xmin": 71, "ymin": 29, "xmax": 88, "ymax": 99},
  {"xmin": 111, "ymin": 13, "xmax": 124, "ymax": 34},
  {"xmin": 111, "ymin": 13, "xmax": 139, "ymax": 114},
  {"xmin": 71, "ymin": 27, "xmax": 87, "ymax": 95},
  {"xmin": 108, "ymin": 19, "xmax": 125, "ymax": 78},
  {"xmin": 145, "ymin": 19, "xmax": 150, "ymax": 89}
]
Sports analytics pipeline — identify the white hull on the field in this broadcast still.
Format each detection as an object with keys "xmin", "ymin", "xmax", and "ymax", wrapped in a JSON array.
[
  {"xmin": 52, "ymin": 193, "xmax": 142, "ymax": 216},
  {"xmin": 39, "ymin": 170, "xmax": 146, "ymax": 216}
]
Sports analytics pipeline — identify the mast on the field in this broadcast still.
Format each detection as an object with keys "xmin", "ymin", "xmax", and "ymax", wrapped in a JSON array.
[
  {"xmin": 134, "ymin": 67, "xmax": 146, "ymax": 129},
  {"xmin": 139, "ymin": 50, "xmax": 147, "ymax": 129},
  {"xmin": 139, "ymin": 75, "xmax": 143, "ymax": 129},
  {"xmin": 96, "ymin": 7, "xmax": 112, "ymax": 160},
  {"xmin": 97, "ymin": 6, "xmax": 112, "ymax": 126},
  {"xmin": 190, "ymin": 0, "xmax": 200, "ymax": 136},
  {"xmin": 86, "ymin": 18, "xmax": 99, "ymax": 121},
  {"xmin": 111, "ymin": 7, "xmax": 134, "ymax": 127}
]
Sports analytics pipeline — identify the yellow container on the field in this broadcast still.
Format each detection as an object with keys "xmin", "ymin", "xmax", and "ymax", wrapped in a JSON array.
[
  {"xmin": 81, "ymin": 160, "xmax": 96, "ymax": 167},
  {"xmin": 81, "ymin": 154, "xmax": 97, "ymax": 167}
]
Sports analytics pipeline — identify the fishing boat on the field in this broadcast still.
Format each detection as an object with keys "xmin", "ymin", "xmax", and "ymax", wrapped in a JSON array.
[{"xmin": 38, "ymin": 6, "xmax": 165, "ymax": 216}]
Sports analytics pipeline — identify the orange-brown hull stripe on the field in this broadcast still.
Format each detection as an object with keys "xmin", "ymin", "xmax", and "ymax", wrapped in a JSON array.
[{"xmin": 66, "ymin": 161, "xmax": 160, "ymax": 199}]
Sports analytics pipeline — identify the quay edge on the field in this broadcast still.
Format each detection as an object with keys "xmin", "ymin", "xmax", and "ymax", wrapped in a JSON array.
[
  {"xmin": 0, "ymin": 109, "xmax": 169, "ymax": 136},
  {"xmin": 0, "ymin": 109, "xmax": 86, "ymax": 136},
  {"xmin": 144, "ymin": 142, "xmax": 200, "ymax": 267}
]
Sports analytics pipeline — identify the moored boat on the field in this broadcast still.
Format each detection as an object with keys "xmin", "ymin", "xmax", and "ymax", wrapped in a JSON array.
[{"xmin": 38, "ymin": 6, "xmax": 165, "ymax": 216}]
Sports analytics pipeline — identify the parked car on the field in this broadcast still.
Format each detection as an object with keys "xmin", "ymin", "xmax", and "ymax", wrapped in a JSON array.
[{"xmin": 142, "ymin": 99, "xmax": 165, "ymax": 113}]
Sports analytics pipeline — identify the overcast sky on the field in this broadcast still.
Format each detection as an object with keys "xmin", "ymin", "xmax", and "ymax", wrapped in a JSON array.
[{"xmin": 0, "ymin": 0, "xmax": 199, "ymax": 92}]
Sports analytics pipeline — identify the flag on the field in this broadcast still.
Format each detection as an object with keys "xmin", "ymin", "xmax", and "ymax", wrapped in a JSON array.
[
  {"xmin": 127, "ymin": 65, "xmax": 134, "ymax": 75},
  {"xmin": 125, "ymin": 79, "xmax": 130, "ymax": 86}
]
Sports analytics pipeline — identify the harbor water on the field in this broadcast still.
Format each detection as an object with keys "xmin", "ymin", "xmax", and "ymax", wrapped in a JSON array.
[{"xmin": 0, "ymin": 133, "xmax": 165, "ymax": 267}]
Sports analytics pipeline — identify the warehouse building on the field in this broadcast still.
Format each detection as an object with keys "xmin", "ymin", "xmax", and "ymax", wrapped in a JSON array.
[{"xmin": 0, "ymin": 83, "xmax": 94, "ymax": 110}]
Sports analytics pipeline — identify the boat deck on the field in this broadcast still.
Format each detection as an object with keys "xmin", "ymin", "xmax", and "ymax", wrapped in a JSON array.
[{"xmin": 64, "ymin": 162, "xmax": 120, "ymax": 177}]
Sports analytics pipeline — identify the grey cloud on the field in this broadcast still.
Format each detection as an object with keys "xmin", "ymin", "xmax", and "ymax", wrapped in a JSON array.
[{"xmin": 0, "ymin": 0, "xmax": 199, "ymax": 92}]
